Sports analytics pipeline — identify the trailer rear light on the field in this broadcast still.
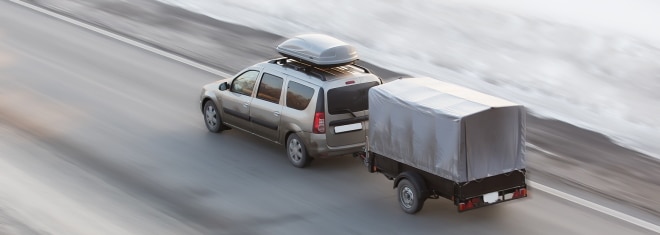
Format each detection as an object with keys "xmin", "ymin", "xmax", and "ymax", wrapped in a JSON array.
[
  {"xmin": 512, "ymin": 188, "xmax": 527, "ymax": 199},
  {"xmin": 313, "ymin": 112, "xmax": 326, "ymax": 134},
  {"xmin": 459, "ymin": 188, "xmax": 527, "ymax": 212},
  {"xmin": 458, "ymin": 197, "xmax": 481, "ymax": 212},
  {"xmin": 458, "ymin": 202, "xmax": 470, "ymax": 211}
]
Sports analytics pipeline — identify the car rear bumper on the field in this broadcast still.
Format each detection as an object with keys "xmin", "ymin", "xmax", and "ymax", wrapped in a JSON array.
[{"xmin": 298, "ymin": 132, "xmax": 365, "ymax": 158}]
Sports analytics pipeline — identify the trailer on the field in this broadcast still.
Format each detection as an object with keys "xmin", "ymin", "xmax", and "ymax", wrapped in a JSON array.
[{"xmin": 360, "ymin": 77, "xmax": 528, "ymax": 213}]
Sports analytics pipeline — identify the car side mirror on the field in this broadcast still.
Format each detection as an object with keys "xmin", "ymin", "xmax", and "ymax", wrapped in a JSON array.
[{"xmin": 219, "ymin": 82, "xmax": 229, "ymax": 91}]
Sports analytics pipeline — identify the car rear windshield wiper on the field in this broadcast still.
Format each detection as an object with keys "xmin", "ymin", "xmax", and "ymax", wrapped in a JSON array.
[{"xmin": 331, "ymin": 108, "xmax": 357, "ymax": 117}]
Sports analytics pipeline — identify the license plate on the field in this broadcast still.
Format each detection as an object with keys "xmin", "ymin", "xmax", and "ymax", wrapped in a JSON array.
[
  {"xmin": 334, "ymin": 123, "xmax": 363, "ymax": 133},
  {"xmin": 483, "ymin": 192, "xmax": 499, "ymax": 204}
]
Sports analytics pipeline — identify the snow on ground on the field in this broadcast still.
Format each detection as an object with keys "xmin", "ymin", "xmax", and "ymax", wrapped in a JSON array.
[{"xmin": 157, "ymin": 0, "xmax": 660, "ymax": 159}]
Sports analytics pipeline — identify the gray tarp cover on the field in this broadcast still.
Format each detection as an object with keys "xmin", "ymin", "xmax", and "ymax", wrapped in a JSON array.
[{"xmin": 368, "ymin": 77, "xmax": 525, "ymax": 183}]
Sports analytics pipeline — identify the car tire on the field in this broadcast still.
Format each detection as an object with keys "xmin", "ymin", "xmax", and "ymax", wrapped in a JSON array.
[
  {"xmin": 287, "ymin": 134, "xmax": 310, "ymax": 168},
  {"xmin": 397, "ymin": 178, "xmax": 425, "ymax": 214},
  {"xmin": 203, "ymin": 100, "xmax": 223, "ymax": 133}
]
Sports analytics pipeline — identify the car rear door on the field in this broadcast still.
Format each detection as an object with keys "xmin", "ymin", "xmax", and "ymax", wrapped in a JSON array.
[
  {"xmin": 249, "ymin": 71, "xmax": 285, "ymax": 141},
  {"xmin": 325, "ymin": 81, "xmax": 380, "ymax": 147}
]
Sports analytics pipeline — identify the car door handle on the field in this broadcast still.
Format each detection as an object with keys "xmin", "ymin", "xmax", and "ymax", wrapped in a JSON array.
[
  {"xmin": 273, "ymin": 111, "xmax": 280, "ymax": 116},
  {"xmin": 243, "ymin": 103, "xmax": 249, "ymax": 108}
]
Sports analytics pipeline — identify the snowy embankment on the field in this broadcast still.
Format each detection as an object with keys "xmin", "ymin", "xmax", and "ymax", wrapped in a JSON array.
[{"xmin": 158, "ymin": 0, "xmax": 660, "ymax": 159}]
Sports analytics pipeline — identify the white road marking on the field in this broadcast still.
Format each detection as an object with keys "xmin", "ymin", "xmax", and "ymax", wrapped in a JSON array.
[
  {"xmin": 9, "ymin": 0, "xmax": 660, "ymax": 233},
  {"xmin": 529, "ymin": 181, "xmax": 660, "ymax": 233},
  {"xmin": 527, "ymin": 143, "xmax": 564, "ymax": 159},
  {"xmin": 7, "ymin": 0, "xmax": 232, "ymax": 78}
]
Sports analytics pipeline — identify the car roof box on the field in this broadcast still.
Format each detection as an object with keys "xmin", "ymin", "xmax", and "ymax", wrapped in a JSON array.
[{"xmin": 276, "ymin": 34, "xmax": 359, "ymax": 67}]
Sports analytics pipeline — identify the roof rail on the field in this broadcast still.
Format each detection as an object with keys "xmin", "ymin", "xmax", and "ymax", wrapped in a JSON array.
[
  {"xmin": 351, "ymin": 63, "xmax": 371, "ymax": 74},
  {"xmin": 269, "ymin": 58, "xmax": 373, "ymax": 81},
  {"xmin": 269, "ymin": 58, "xmax": 327, "ymax": 81}
]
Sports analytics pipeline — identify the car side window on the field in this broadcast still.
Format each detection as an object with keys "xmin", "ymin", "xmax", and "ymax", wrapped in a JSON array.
[
  {"xmin": 256, "ymin": 73, "xmax": 284, "ymax": 104},
  {"xmin": 286, "ymin": 81, "xmax": 315, "ymax": 110},
  {"xmin": 230, "ymin": 70, "xmax": 260, "ymax": 96}
]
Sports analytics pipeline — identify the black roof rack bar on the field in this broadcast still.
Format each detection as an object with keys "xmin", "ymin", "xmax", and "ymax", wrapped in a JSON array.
[
  {"xmin": 268, "ymin": 57, "xmax": 288, "ymax": 65},
  {"xmin": 270, "ymin": 57, "xmax": 375, "ymax": 81},
  {"xmin": 307, "ymin": 70, "xmax": 327, "ymax": 81},
  {"xmin": 276, "ymin": 58, "xmax": 327, "ymax": 81}
]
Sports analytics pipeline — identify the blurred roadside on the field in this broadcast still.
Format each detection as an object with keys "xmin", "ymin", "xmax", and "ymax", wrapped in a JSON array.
[
  {"xmin": 21, "ymin": 0, "xmax": 660, "ymax": 218},
  {"xmin": 0, "ymin": 121, "xmax": 198, "ymax": 235}
]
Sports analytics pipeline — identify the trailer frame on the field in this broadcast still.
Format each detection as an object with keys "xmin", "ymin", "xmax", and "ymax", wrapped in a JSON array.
[{"xmin": 361, "ymin": 152, "xmax": 527, "ymax": 213}]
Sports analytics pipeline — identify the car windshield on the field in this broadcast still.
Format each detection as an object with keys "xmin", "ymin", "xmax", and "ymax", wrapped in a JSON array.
[{"xmin": 327, "ymin": 81, "xmax": 379, "ymax": 115}]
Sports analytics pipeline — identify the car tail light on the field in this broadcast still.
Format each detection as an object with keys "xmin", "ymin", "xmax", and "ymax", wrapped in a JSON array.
[{"xmin": 313, "ymin": 112, "xmax": 325, "ymax": 134}]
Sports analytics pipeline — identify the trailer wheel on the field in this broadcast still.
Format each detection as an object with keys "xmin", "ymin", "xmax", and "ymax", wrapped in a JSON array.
[{"xmin": 397, "ymin": 178, "xmax": 425, "ymax": 214}]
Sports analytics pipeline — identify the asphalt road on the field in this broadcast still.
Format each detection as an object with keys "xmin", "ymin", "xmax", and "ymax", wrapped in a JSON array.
[{"xmin": 0, "ymin": 1, "xmax": 655, "ymax": 234}]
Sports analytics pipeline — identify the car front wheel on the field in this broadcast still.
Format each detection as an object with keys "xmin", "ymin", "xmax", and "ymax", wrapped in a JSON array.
[{"xmin": 203, "ymin": 100, "xmax": 223, "ymax": 133}]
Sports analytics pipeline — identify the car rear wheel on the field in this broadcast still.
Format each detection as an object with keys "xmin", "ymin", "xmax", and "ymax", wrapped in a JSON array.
[
  {"xmin": 287, "ymin": 134, "xmax": 310, "ymax": 168},
  {"xmin": 204, "ymin": 100, "xmax": 223, "ymax": 133}
]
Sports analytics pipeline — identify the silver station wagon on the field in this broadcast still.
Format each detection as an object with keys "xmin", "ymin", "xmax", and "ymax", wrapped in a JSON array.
[{"xmin": 199, "ymin": 34, "xmax": 381, "ymax": 168}]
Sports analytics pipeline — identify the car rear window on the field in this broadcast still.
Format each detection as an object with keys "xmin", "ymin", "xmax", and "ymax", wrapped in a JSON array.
[{"xmin": 327, "ymin": 81, "xmax": 379, "ymax": 115}]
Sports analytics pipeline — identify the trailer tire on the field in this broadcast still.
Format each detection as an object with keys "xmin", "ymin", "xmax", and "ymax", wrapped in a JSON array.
[{"xmin": 397, "ymin": 178, "xmax": 425, "ymax": 214}]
